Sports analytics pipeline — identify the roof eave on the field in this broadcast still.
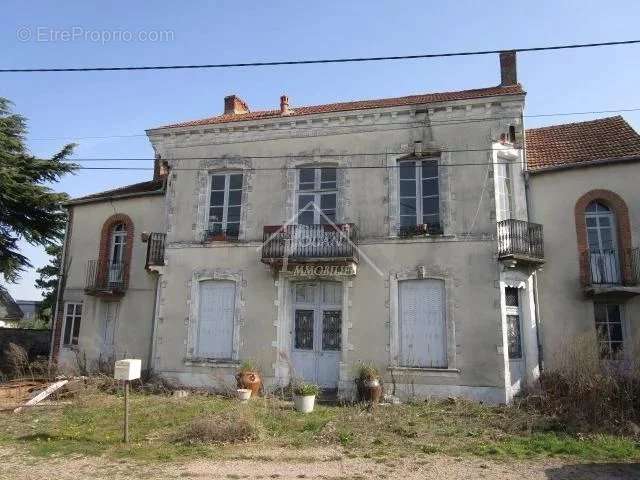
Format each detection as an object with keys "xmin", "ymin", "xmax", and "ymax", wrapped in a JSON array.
[
  {"xmin": 528, "ymin": 154, "xmax": 640, "ymax": 174},
  {"xmin": 146, "ymin": 90, "xmax": 526, "ymax": 134},
  {"xmin": 64, "ymin": 185, "xmax": 165, "ymax": 207}
]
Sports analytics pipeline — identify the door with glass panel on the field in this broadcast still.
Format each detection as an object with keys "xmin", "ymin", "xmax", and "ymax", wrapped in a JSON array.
[
  {"xmin": 108, "ymin": 224, "xmax": 126, "ymax": 286},
  {"xmin": 505, "ymin": 287, "xmax": 525, "ymax": 394},
  {"xmin": 291, "ymin": 282, "xmax": 342, "ymax": 388},
  {"xmin": 585, "ymin": 201, "xmax": 620, "ymax": 284}
]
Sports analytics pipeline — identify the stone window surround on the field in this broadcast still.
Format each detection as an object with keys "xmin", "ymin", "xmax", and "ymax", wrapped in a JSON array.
[
  {"xmin": 194, "ymin": 158, "xmax": 253, "ymax": 242},
  {"xmin": 185, "ymin": 269, "xmax": 245, "ymax": 364},
  {"xmin": 387, "ymin": 152, "xmax": 452, "ymax": 237},
  {"xmin": 388, "ymin": 266, "xmax": 458, "ymax": 374},
  {"xmin": 284, "ymin": 153, "xmax": 352, "ymax": 225},
  {"xmin": 273, "ymin": 272, "xmax": 354, "ymax": 389},
  {"xmin": 574, "ymin": 189, "xmax": 633, "ymax": 286}
]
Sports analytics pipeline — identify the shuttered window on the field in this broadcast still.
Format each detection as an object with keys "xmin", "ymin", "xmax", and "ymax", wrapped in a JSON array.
[
  {"xmin": 398, "ymin": 279, "xmax": 446, "ymax": 368},
  {"xmin": 196, "ymin": 280, "xmax": 236, "ymax": 359}
]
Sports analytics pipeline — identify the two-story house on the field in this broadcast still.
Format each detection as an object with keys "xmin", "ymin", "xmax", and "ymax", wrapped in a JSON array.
[
  {"xmin": 526, "ymin": 116, "xmax": 640, "ymax": 369},
  {"xmin": 51, "ymin": 52, "xmax": 544, "ymax": 403}
]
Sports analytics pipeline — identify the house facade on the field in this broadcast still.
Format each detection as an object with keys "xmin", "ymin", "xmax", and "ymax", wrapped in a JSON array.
[
  {"xmin": 526, "ymin": 116, "xmax": 640, "ymax": 369},
  {"xmin": 52, "ymin": 52, "xmax": 545, "ymax": 403}
]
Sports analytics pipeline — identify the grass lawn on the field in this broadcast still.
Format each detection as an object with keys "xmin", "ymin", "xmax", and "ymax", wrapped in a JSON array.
[{"xmin": 1, "ymin": 390, "xmax": 638, "ymax": 463}]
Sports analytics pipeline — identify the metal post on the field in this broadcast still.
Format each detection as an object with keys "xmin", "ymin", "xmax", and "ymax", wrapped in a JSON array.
[{"xmin": 124, "ymin": 380, "xmax": 130, "ymax": 443}]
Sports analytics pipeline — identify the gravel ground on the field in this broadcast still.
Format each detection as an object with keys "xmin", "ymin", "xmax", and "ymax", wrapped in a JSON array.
[{"xmin": 1, "ymin": 446, "xmax": 639, "ymax": 480}]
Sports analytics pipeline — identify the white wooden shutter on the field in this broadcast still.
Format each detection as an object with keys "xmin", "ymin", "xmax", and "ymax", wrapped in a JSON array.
[
  {"xmin": 197, "ymin": 280, "xmax": 235, "ymax": 359},
  {"xmin": 399, "ymin": 279, "xmax": 446, "ymax": 367}
]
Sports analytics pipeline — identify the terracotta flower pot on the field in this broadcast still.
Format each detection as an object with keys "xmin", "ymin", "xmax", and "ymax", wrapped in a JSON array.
[
  {"xmin": 236, "ymin": 371, "xmax": 262, "ymax": 396},
  {"xmin": 356, "ymin": 378, "xmax": 384, "ymax": 403}
]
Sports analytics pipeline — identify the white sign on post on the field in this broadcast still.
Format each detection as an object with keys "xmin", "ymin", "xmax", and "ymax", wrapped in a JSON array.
[{"xmin": 114, "ymin": 359, "xmax": 141, "ymax": 381}]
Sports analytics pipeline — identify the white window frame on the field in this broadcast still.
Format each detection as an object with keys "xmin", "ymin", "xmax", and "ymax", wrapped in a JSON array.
[
  {"xmin": 495, "ymin": 161, "xmax": 513, "ymax": 221},
  {"xmin": 398, "ymin": 157, "xmax": 440, "ymax": 230},
  {"xmin": 594, "ymin": 302, "xmax": 626, "ymax": 359},
  {"xmin": 504, "ymin": 287, "xmax": 522, "ymax": 359},
  {"xmin": 62, "ymin": 302, "xmax": 83, "ymax": 347},
  {"xmin": 296, "ymin": 166, "xmax": 338, "ymax": 225},
  {"xmin": 207, "ymin": 171, "xmax": 243, "ymax": 237}
]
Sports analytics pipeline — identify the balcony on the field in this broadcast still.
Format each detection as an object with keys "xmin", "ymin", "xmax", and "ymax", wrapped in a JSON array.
[
  {"xmin": 497, "ymin": 219, "xmax": 545, "ymax": 266},
  {"xmin": 261, "ymin": 224, "xmax": 358, "ymax": 269},
  {"xmin": 145, "ymin": 232, "xmax": 166, "ymax": 269},
  {"xmin": 581, "ymin": 248, "xmax": 640, "ymax": 297},
  {"xmin": 85, "ymin": 260, "xmax": 127, "ymax": 296}
]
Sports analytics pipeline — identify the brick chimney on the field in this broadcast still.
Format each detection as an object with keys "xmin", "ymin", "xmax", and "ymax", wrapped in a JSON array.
[
  {"xmin": 224, "ymin": 95, "xmax": 250, "ymax": 115},
  {"xmin": 499, "ymin": 51, "xmax": 517, "ymax": 86},
  {"xmin": 280, "ymin": 95, "xmax": 292, "ymax": 115}
]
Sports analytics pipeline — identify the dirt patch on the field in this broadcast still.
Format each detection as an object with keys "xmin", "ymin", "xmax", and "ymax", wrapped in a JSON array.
[{"xmin": 1, "ymin": 446, "xmax": 639, "ymax": 480}]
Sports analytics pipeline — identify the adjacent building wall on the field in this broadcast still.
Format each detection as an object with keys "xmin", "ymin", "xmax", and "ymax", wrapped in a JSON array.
[{"xmin": 529, "ymin": 161, "xmax": 640, "ymax": 370}]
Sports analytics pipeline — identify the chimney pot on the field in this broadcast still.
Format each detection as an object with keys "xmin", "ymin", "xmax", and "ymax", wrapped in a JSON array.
[
  {"xmin": 499, "ymin": 51, "xmax": 517, "ymax": 86},
  {"xmin": 280, "ymin": 95, "xmax": 292, "ymax": 115},
  {"xmin": 224, "ymin": 95, "xmax": 250, "ymax": 115}
]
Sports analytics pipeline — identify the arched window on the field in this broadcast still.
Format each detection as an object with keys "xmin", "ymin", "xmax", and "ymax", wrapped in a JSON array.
[
  {"xmin": 575, "ymin": 190, "xmax": 632, "ymax": 286},
  {"xmin": 585, "ymin": 201, "xmax": 620, "ymax": 284},
  {"xmin": 108, "ymin": 223, "xmax": 127, "ymax": 286}
]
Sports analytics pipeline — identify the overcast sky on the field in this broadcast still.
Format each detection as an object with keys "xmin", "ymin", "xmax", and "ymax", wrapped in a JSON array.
[{"xmin": 2, "ymin": 0, "xmax": 640, "ymax": 299}]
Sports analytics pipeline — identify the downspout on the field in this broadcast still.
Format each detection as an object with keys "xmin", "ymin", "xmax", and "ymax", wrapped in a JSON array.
[
  {"xmin": 148, "ymin": 272, "xmax": 160, "ymax": 373},
  {"xmin": 521, "ymin": 112, "xmax": 545, "ymax": 373},
  {"xmin": 49, "ymin": 207, "xmax": 72, "ymax": 364}
]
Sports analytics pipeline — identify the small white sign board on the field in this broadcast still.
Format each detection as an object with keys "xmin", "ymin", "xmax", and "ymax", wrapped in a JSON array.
[{"xmin": 114, "ymin": 359, "xmax": 141, "ymax": 381}]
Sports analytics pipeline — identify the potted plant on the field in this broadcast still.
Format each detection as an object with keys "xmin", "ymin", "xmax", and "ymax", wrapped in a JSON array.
[
  {"xmin": 235, "ymin": 360, "xmax": 262, "ymax": 397},
  {"xmin": 236, "ymin": 388, "xmax": 252, "ymax": 403},
  {"xmin": 292, "ymin": 382, "xmax": 320, "ymax": 413},
  {"xmin": 355, "ymin": 364, "xmax": 383, "ymax": 403}
]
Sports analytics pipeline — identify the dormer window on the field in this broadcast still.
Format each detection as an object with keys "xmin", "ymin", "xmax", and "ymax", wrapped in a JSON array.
[
  {"xmin": 297, "ymin": 167, "xmax": 337, "ymax": 225},
  {"xmin": 399, "ymin": 158, "xmax": 440, "ymax": 233}
]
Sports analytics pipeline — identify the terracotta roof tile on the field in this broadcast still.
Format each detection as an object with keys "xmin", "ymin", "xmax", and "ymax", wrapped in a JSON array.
[
  {"xmin": 153, "ymin": 84, "xmax": 525, "ymax": 129},
  {"xmin": 67, "ymin": 179, "xmax": 165, "ymax": 204},
  {"xmin": 526, "ymin": 116, "xmax": 640, "ymax": 172}
]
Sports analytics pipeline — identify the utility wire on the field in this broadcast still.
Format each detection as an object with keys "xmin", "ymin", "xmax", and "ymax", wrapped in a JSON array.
[
  {"xmin": 2, "ymin": 39, "xmax": 639, "ymax": 73},
  {"xmin": 29, "ymin": 107, "xmax": 640, "ymax": 141}
]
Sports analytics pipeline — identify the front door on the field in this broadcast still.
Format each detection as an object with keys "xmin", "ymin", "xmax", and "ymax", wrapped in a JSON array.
[{"xmin": 291, "ymin": 281, "xmax": 342, "ymax": 388}]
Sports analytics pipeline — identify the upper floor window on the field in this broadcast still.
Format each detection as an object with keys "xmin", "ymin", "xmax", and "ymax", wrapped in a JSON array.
[
  {"xmin": 495, "ymin": 162, "xmax": 513, "ymax": 221},
  {"xmin": 297, "ymin": 167, "xmax": 337, "ymax": 225},
  {"xmin": 108, "ymin": 223, "xmax": 127, "ymax": 286},
  {"xmin": 209, "ymin": 172, "xmax": 243, "ymax": 238},
  {"xmin": 399, "ymin": 158, "xmax": 439, "ymax": 232}
]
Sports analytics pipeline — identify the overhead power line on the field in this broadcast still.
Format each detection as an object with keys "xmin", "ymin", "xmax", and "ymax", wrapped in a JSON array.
[
  {"xmin": 29, "ymin": 106, "xmax": 640, "ymax": 141},
  {"xmin": 3, "ymin": 39, "xmax": 640, "ymax": 73}
]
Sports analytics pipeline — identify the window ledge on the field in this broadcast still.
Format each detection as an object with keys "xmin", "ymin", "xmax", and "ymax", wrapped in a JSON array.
[
  {"xmin": 389, "ymin": 366, "xmax": 460, "ymax": 377},
  {"xmin": 184, "ymin": 358, "xmax": 240, "ymax": 368}
]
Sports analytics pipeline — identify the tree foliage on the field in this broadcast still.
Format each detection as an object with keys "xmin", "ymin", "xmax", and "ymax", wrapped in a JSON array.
[
  {"xmin": 35, "ymin": 241, "xmax": 63, "ymax": 324},
  {"xmin": 0, "ymin": 97, "xmax": 76, "ymax": 282}
]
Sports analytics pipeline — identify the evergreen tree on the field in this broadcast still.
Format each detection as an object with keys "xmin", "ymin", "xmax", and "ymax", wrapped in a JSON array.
[
  {"xmin": 0, "ymin": 97, "xmax": 76, "ymax": 282},
  {"xmin": 35, "ymin": 241, "xmax": 63, "ymax": 324}
]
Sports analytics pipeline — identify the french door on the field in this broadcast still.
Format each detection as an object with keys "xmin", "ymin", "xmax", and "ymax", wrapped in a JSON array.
[
  {"xmin": 109, "ymin": 224, "xmax": 126, "ymax": 286},
  {"xmin": 291, "ymin": 281, "xmax": 342, "ymax": 388},
  {"xmin": 586, "ymin": 202, "xmax": 619, "ymax": 284}
]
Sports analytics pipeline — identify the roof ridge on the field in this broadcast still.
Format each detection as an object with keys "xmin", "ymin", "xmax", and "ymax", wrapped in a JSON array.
[
  {"xmin": 152, "ymin": 84, "xmax": 525, "ymax": 130},
  {"xmin": 526, "ymin": 115, "xmax": 625, "ymax": 132}
]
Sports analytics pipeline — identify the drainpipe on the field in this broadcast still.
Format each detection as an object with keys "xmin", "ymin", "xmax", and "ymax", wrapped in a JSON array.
[
  {"xmin": 148, "ymin": 272, "xmax": 161, "ymax": 374},
  {"xmin": 521, "ymin": 112, "xmax": 545, "ymax": 373}
]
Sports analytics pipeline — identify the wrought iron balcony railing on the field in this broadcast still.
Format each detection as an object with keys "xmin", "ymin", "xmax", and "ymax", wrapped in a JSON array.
[
  {"xmin": 145, "ymin": 232, "xmax": 166, "ymax": 268},
  {"xmin": 497, "ymin": 219, "xmax": 544, "ymax": 262},
  {"xmin": 85, "ymin": 260, "xmax": 128, "ymax": 294},
  {"xmin": 261, "ymin": 224, "xmax": 358, "ymax": 264},
  {"xmin": 581, "ymin": 248, "xmax": 640, "ymax": 286}
]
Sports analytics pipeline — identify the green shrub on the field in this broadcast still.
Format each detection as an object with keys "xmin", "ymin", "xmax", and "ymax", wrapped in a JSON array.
[{"xmin": 293, "ymin": 383, "xmax": 320, "ymax": 396}]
